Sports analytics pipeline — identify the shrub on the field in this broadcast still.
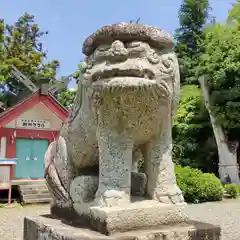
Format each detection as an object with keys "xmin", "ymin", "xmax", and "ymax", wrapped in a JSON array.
[
  {"xmin": 175, "ymin": 165, "xmax": 224, "ymax": 203},
  {"xmin": 224, "ymin": 184, "xmax": 239, "ymax": 199}
]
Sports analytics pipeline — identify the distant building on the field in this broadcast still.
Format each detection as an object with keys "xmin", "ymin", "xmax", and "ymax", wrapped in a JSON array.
[{"xmin": 0, "ymin": 90, "xmax": 68, "ymax": 180}]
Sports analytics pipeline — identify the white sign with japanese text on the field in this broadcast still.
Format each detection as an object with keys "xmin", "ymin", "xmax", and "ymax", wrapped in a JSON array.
[{"xmin": 16, "ymin": 119, "xmax": 51, "ymax": 129}]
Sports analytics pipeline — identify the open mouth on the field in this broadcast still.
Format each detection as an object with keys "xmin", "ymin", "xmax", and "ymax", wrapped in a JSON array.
[{"xmin": 91, "ymin": 69, "xmax": 155, "ymax": 82}]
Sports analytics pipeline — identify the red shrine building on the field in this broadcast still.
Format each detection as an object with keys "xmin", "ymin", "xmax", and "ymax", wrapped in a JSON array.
[{"xmin": 0, "ymin": 90, "xmax": 68, "ymax": 181}]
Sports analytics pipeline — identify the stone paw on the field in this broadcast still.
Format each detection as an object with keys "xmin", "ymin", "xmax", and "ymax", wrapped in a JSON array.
[
  {"xmin": 153, "ymin": 184, "xmax": 185, "ymax": 205},
  {"xmin": 94, "ymin": 189, "xmax": 130, "ymax": 207}
]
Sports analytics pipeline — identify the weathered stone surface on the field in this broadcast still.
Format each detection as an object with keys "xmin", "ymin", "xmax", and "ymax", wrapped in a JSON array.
[
  {"xmin": 45, "ymin": 22, "xmax": 184, "ymax": 209},
  {"xmin": 23, "ymin": 215, "xmax": 221, "ymax": 240},
  {"xmin": 44, "ymin": 136, "xmax": 76, "ymax": 208},
  {"xmin": 69, "ymin": 173, "xmax": 147, "ymax": 204},
  {"xmin": 86, "ymin": 200, "xmax": 188, "ymax": 234},
  {"xmin": 70, "ymin": 175, "xmax": 98, "ymax": 203},
  {"xmin": 82, "ymin": 22, "xmax": 174, "ymax": 56}
]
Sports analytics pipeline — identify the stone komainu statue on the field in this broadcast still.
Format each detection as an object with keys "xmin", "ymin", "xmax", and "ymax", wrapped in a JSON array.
[{"xmin": 45, "ymin": 22, "xmax": 184, "ymax": 212}]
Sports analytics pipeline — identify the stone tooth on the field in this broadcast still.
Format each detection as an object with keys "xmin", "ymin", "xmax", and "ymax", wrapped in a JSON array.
[
  {"xmin": 149, "ymin": 88, "xmax": 155, "ymax": 97},
  {"xmin": 105, "ymin": 86, "xmax": 110, "ymax": 94},
  {"xmin": 110, "ymin": 86, "xmax": 115, "ymax": 94},
  {"xmin": 143, "ymin": 85, "xmax": 148, "ymax": 92},
  {"xmin": 137, "ymin": 85, "xmax": 141, "ymax": 91},
  {"xmin": 119, "ymin": 86, "xmax": 125, "ymax": 92}
]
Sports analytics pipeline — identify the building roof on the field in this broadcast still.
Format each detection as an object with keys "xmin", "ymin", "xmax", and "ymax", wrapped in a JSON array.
[{"xmin": 0, "ymin": 90, "xmax": 69, "ymax": 128}]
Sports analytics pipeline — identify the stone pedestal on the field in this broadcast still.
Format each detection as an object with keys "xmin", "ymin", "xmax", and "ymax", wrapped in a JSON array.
[
  {"xmin": 74, "ymin": 200, "xmax": 188, "ymax": 235},
  {"xmin": 24, "ymin": 200, "xmax": 221, "ymax": 239},
  {"xmin": 24, "ymin": 215, "xmax": 221, "ymax": 240}
]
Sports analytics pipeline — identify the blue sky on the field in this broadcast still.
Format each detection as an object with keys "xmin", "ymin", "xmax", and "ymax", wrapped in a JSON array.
[{"xmin": 1, "ymin": 0, "xmax": 234, "ymax": 88}]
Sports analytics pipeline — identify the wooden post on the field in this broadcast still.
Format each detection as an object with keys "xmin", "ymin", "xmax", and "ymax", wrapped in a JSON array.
[
  {"xmin": 8, "ymin": 178, "xmax": 12, "ymax": 206},
  {"xmin": 0, "ymin": 159, "xmax": 17, "ymax": 206}
]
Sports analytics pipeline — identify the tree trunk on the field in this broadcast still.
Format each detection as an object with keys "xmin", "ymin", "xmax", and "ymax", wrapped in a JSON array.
[{"xmin": 199, "ymin": 76, "xmax": 240, "ymax": 185}]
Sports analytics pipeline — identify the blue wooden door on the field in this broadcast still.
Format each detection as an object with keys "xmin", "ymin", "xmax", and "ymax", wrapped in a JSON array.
[
  {"xmin": 30, "ymin": 139, "xmax": 49, "ymax": 178},
  {"xmin": 15, "ymin": 139, "xmax": 31, "ymax": 179},
  {"xmin": 15, "ymin": 139, "xmax": 49, "ymax": 179}
]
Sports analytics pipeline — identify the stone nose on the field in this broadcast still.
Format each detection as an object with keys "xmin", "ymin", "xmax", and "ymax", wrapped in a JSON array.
[{"xmin": 111, "ymin": 40, "xmax": 128, "ymax": 59}]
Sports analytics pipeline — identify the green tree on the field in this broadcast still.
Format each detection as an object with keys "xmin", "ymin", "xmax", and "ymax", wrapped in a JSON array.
[
  {"xmin": 0, "ymin": 20, "xmax": 4, "ymax": 59},
  {"xmin": 174, "ymin": 0, "xmax": 211, "ymax": 85},
  {"xmin": 0, "ymin": 13, "xmax": 59, "ymax": 106},
  {"xmin": 172, "ymin": 0, "xmax": 218, "ymax": 173},
  {"xmin": 173, "ymin": 85, "xmax": 218, "ymax": 173},
  {"xmin": 198, "ymin": 3, "xmax": 240, "ymax": 138},
  {"xmin": 196, "ymin": 0, "xmax": 240, "ymax": 184},
  {"xmin": 59, "ymin": 89, "xmax": 76, "ymax": 110},
  {"xmin": 228, "ymin": 0, "xmax": 240, "ymax": 23}
]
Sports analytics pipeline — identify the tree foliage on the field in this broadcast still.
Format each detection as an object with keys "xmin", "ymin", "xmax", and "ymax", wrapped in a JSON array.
[
  {"xmin": 173, "ymin": 85, "xmax": 218, "ymax": 173},
  {"xmin": 172, "ymin": 0, "xmax": 218, "ymax": 173},
  {"xmin": 228, "ymin": 0, "xmax": 240, "ymax": 23},
  {"xmin": 174, "ymin": 0, "xmax": 211, "ymax": 85},
  {"xmin": 59, "ymin": 89, "xmax": 76, "ymax": 110},
  {"xmin": 198, "ymin": 1, "xmax": 240, "ymax": 139},
  {"xmin": 0, "ymin": 20, "xmax": 4, "ymax": 59},
  {"xmin": 0, "ymin": 13, "xmax": 59, "ymax": 106}
]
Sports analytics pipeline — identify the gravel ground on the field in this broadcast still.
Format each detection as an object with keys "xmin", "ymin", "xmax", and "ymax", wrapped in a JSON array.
[
  {"xmin": 185, "ymin": 199, "xmax": 240, "ymax": 240},
  {"xmin": 0, "ymin": 199, "xmax": 240, "ymax": 240}
]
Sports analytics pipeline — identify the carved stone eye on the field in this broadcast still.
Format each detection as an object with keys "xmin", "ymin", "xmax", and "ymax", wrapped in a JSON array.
[
  {"xmin": 125, "ymin": 41, "xmax": 142, "ymax": 48},
  {"xmin": 97, "ymin": 44, "xmax": 111, "ymax": 52},
  {"xmin": 111, "ymin": 40, "xmax": 128, "ymax": 56},
  {"xmin": 111, "ymin": 40, "xmax": 125, "ymax": 50}
]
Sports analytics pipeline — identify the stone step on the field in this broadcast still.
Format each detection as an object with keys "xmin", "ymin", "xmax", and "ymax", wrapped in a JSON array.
[
  {"xmin": 21, "ymin": 189, "xmax": 50, "ymax": 195},
  {"xmin": 23, "ymin": 198, "xmax": 51, "ymax": 204},
  {"xmin": 22, "ymin": 193, "xmax": 51, "ymax": 200},
  {"xmin": 19, "ymin": 185, "xmax": 48, "ymax": 191},
  {"xmin": 18, "ymin": 181, "xmax": 51, "ymax": 204},
  {"xmin": 15, "ymin": 180, "xmax": 47, "ymax": 186}
]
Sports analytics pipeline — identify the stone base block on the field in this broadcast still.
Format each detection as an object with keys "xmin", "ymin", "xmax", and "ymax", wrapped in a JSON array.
[
  {"xmin": 86, "ymin": 200, "xmax": 188, "ymax": 234},
  {"xmin": 24, "ymin": 215, "xmax": 221, "ymax": 240}
]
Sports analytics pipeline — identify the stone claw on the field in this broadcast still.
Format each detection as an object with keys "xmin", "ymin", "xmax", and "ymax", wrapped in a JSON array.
[
  {"xmin": 153, "ymin": 184, "xmax": 185, "ymax": 205},
  {"xmin": 94, "ymin": 189, "xmax": 130, "ymax": 207}
]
